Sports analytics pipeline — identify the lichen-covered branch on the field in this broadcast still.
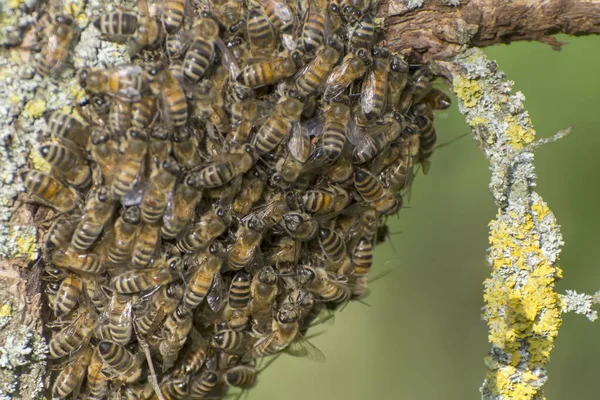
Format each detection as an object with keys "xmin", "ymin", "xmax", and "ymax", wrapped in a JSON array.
[
  {"xmin": 0, "ymin": 0, "xmax": 128, "ymax": 397},
  {"xmin": 380, "ymin": 0, "xmax": 600, "ymax": 61},
  {"xmin": 432, "ymin": 48, "xmax": 566, "ymax": 399}
]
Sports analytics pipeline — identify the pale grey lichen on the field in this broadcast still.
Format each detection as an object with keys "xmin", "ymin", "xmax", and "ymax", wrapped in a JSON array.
[
  {"xmin": 440, "ymin": 0, "xmax": 461, "ymax": 5},
  {"xmin": 560, "ymin": 290, "xmax": 598, "ymax": 321},
  {"xmin": 405, "ymin": 0, "xmax": 425, "ymax": 10}
]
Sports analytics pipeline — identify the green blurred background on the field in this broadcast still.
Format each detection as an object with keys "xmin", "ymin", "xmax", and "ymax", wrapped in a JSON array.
[{"xmin": 248, "ymin": 35, "xmax": 600, "ymax": 399}]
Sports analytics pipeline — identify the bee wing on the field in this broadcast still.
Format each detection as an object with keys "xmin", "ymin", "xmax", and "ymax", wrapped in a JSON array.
[
  {"xmin": 242, "ymin": 332, "xmax": 276, "ymax": 363},
  {"xmin": 206, "ymin": 272, "xmax": 227, "ymax": 312},
  {"xmin": 116, "ymin": 65, "xmax": 144, "ymax": 102},
  {"xmin": 219, "ymin": 175, "xmax": 242, "ymax": 208},
  {"xmin": 281, "ymin": 33, "xmax": 297, "ymax": 52},
  {"xmin": 245, "ymin": 246, "xmax": 264, "ymax": 276},
  {"xmin": 284, "ymin": 332, "xmax": 326, "ymax": 363},
  {"xmin": 323, "ymin": 57, "xmax": 352, "ymax": 100},
  {"xmin": 215, "ymin": 37, "xmax": 241, "ymax": 79},
  {"xmin": 288, "ymin": 122, "xmax": 311, "ymax": 162},
  {"xmin": 360, "ymin": 69, "xmax": 377, "ymax": 117}
]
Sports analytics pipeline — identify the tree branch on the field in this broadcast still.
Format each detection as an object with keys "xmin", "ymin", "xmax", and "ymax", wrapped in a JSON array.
[
  {"xmin": 432, "ymin": 48, "xmax": 565, "ymax": 400},
  {"xmin": 380, "ymin": 0, "xmax": 600, "ymax": 61}
]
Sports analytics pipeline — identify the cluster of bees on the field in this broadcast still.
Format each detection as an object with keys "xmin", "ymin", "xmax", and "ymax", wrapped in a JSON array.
[{"xmin": 22, "ymin": 0, "xmax": 451, "ymax": 398}]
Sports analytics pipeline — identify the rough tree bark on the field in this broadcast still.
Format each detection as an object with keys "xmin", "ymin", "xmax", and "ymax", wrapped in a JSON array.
[{"xmin": 1, "ymin": 0, "xmax": 600, "ymax": 399}]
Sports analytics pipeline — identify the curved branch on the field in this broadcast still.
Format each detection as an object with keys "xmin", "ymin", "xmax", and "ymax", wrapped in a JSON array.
[
  {"xmin": 432, "ymin": 48, "xmax": 565, "ymax": 399},
  {"xmin": 380, "ymin": 0, "xmax": 600, "ymax": 61}
]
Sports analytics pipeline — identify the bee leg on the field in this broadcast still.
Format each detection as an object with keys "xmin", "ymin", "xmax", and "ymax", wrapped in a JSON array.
[{"xmin": 137, "ymin": 335, "xmax": 165, "ymax": 400}]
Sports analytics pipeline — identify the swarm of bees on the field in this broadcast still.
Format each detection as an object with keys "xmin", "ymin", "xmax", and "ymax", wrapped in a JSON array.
[{"xmin": 23, "ymin": 0, "xmax": 452, "ymax": 398}]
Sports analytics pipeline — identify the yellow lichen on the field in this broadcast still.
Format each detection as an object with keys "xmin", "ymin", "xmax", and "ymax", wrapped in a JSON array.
[
  {"xmin": 470, "ymin": 116, "xmax": 488, "ymax": 126},
  {"xmin": 7, "ymin": 0, "xmax": 24, "ymax": 10},
  {"xmin": 503, "ymin": 115, "xmax": 535, "ymax": 149},
  {"xmin": 484, "ymin": 208, "xmax": 561, "ymax": 398},
  {"xmin": 453, "ymin": 76, "xmax": 483, "ymax": 108},
  {"xmin": 23, "ymin": 98, "xmax": 47, "ymax": 119},
  {"xmin": 0, "ymin": 304, "xmax": 11, "ymax": 318},
  {"xmin": 29, "ymin": 150, "xmax": 51, "ymax": 173},
  {"xmin": 10, "ymin": 94, "xmax": 21, "ymax": 105},
  {"xmin": 8, "ymin": 227, "xmax": 38, "ymax": 260}
]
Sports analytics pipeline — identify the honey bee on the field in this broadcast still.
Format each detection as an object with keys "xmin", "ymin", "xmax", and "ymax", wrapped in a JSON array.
[
  {"xmin": 414, "ymin": 114, "xmax": 436, "ymax": 173},
  {"xmin": 300, "ymin": 185, "xmax": 349, "ymax": 216},
  {"xmin": 107, "ymin": 99, "xmax": 133, "ymax": 136},
  {"xmin": 243, "ymin": 301, "xmax": 325, "ymax": 362},
  {"xmin": 252, "ymin": 0, "xmax": 295, "ymax": 32},
  {"xmin": 211, "ymin": 329, "xmax": 250, "ymax": 354},
  {"xmin": 265, "ymin": 235, "xmax": 301, "ymax": 266},
  {"xmin": 326, "ymin": 154, "xmax": 354, "ymax": 183},
  {"xmin": 273, "ymin": 122, "xmax": 313, "ymax": 184},
  {"xmin": 323, "ymin": 48, "xmax": 372, "ymax": 101},
  {"xmin": 176, "ymin": 206, "xmax": 230, "ymax": 253},
  {"xmin": 156, "ymin": 378, "xmax": 189, "ymax": 400},
  {"xmin": 52, "ymin": 345, "xmax": 93, "ymax": 399},
  {"xmin": 50, "ymin": 273, "xmax": 82, "ymax": 318},
  {"xmin": 189, "ymin": 370, "xmax": 219, "ymax": 398},
  {"xmin": 318, "ymin": 227, "xmax": 346, "ymax": 263},
  {"xmin": 51, "ymin": 248, "xmax": 104, "ymax": 275},
  {"xmin": 340, "ymin": 0, "xmax": 371, "ymax": 22},
  {"xmin": 182, "ymin": 13, "xmax": 220, "ymax": 83},
  {"xmin": 294, "ymin": 42, "xmax": 342, "ymax": 97},
  {"xmin": 237, "ymin": 51, "xmax": 303, "ymax": 88},
  {"xmin": 246, "ymin": 7, "xmax": 277, "ymax": 57},
  {"xmin": 148, "ymin": 127, "xmax": 172, "ymax": 167},
  {"xmin": 189, "ymin": 80, "xmax": 231, "ymax": 135},
  {"xmin": 105, "ymin": 293, "xmax": 133, "ymax": 345},
  {"xmin": 162, "ymin": 0, "xmax": 188, "ymax": 34},
  {"xmin": 420, "ymin": 88, "xmax": 452, "ymax": 111},
  {"xmin": 354, "ymin": 168, "xmax": 401, "ymax": 215},
  {"xmin": 232, "ymin": 170, "xmax": 265, "ymax": 216},
  {"xmin": 212, "ymin": 0, "xmax": 245, "ymax": 34},
  {"xmin": 78, "ymin": 65, "xmax": 145, "ymax": 103},
  {"xmin": 320, "ymin": 95, "xmax": 351, "ymax": 162},
  {"xmin": 227, "ymin": 88, "xmax": 270, "ymax": 147},
  {"xmin": 188, "ymin": 144, "xmax": 258, "ymax": 189},
  {"xmin": 38, "ymin": 143, "xmax": 91, "ymax": 188},
  {"xmin": 327, "ymin": 2, "xmax": 343, "ymax": 33},
  {"xmin": 228, "ymin": 217, "xmax": 264, "ymax": 271},
  {"xmin": 111, "ymin": 128, "xmax": 148, "ymax": 199},
  {"xmin": 172, "ymin": 329, "xmax": 208, "ymax": 377},
  {"xmin": 141, "ymin": 159, "xmax": 179, "ymax": 224},
  {"xmin": 161, "ymin": 182, "xmax": 201, "ymax": 240},
  {"xmin": 181, "ymin": 242, "xmax": 226, "ymax": 312},
  {"xmin": 352, "ymin": 236, "xmax": 373, "ymax": 276},
  {"xmin": 379, "ymin": 146, "xmax": 413, "ymax": 191},
  {"xmin": 387, "ymin": 55, "xmax": 409, "ymax": 112},
  {"xmin": 159, "ymin": 306, "xmax": 193, "ymax": 371},
  {"xmin": 131, "ymin": 95, "xmax": 157, "ymax": 129},
  {"xmin": 303, "ymin": 265, "xmax": 350, "ymax": 303},
  {"xmin": 45, "ymin": 111, "xmax": 89, "ymax": 148},
  {"xmin": 37, "ymin": 15, "xmax": 73, "ymax": 78},
  {"xmin": 132, "ymin": 223, "xmax": 161, "ymax": 268},
  {"xmin": 350, "ymin": 112, "xmax": 403, "ymax": 164},
  {"xmin": 87, "ymin": 348, "xmax": 108, "ymax": 400},
  {"xmin": 223, "ymin": 270, "xmax": 252, "ymax": 330},
  {"xmin": 83, "ymin": 277, "xmax": 108, "ymax": 314},
  {"xmin": 166, "ymin": 31, "xmax": 188, "ymax": 59},
  {"xmin": 249, "ymin": 266, "xmax": 278, "ymax": 332},
  {"xmin": 157, "ymin": 68, "xmax": 188, "ymax": 128},
  {"xmin": 71, "ymin": 188, "xmax": 115, "ymax": 252},
  {"xmin": 224, "ymin": 365, "xmax": 258, "ymax": 388},
  {"xmin": 361, "ymin": 47, "xmax": 390, "ymax": 120},
  {"xmin": 93, "ymin": 0, "xmax": 161, "ymax": 52},
  {"xmin": 106, "ymin": 206, "xmax": 141, "ymax": 265},
  {"xmin": 254, "ymin": 90, "xmax": 304, "ymax": 155},
  {"xmin": 21, "ymin": 170, "xmax": 79, "ymax": 213},
  {"xmin": 280, "ymin": 211, "xmax": 319, "ymax": 241},
  {"xmin": 358, "ymin": 207, "xmax": 379, "ymax": 239},
  {"xmin": 97, "ymin": 340, "xmax": 142, "ymax": 382},
  {"xmin": 348, "ymin": 12, "xmax": 377, "ymax": 51},
  {"xmin": 172, "ymin": 128, "xmax": 201, "ymax": 169},
  {"xmin": 89, "ymin": 130, "xmax": 120, "ymax": 184},
  {"xmin": 301, "ymin": 0, "xmax": 328, "ymax": 53},
  {"xmin": 49, "ymin": 307, "xmax": 96, "ymax": 359},
  {"xmin": 44, "ymin": 217, "xmax": 77, "ymax": 255},
  {"xmin": 134, "ymin": 282, "xmax": 181, "ymax": 337},
  {"xmin": 111, "ymin": 260, "xmax": 175, "ymax": 294}
]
